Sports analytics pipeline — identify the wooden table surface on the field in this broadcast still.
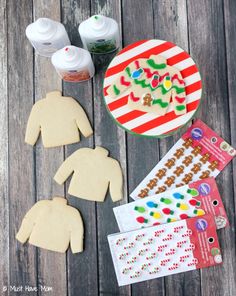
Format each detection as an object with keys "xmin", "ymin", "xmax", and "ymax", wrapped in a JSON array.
[{"xmin": 1, "ymin": 0, "xmax": 236, "ymax": 295}]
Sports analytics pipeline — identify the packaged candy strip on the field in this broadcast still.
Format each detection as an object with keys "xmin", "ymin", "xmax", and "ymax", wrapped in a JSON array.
[
  {"xmin": 131, "ymin": 119, "xmax": 236, "ymax": 200},
  {"xmin": 108, "ymin": 214, "xmax": 222, "ymax": 286},
  {"xmin": 114, "ymin": 178, "xmax": 228, "ymax": 232}
]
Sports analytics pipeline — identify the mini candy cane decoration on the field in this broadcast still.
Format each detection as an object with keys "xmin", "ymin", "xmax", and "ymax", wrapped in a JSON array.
[
  {"xmin": 162, "ymin": 234, "xmax": 173, "ymax": 241},
  {"xmin": 160, "ymin": 258, "xmax": 171, "ymax": 266},
  {"xmin": 165, "ymin": 248, "xmax": 176, "ymax": 256},
  {"xmin": 184, "ymin": 243, "xmax": 195, "ymax": 252},
  {"xmin": 187, "ymin": 258, "xmax": 198, "ymax": 266},
  {"xmin": 149, "ymin": 267, "xmax": 160, "ymax": 274},
  {"xmin": 122, "ymin": 266, "xmax": 132, "ymax": 274},
  {"xmin": 154, "ymin": 229, "xmax": 165, "ymax": 237},
  {"xmin": 146, "ymin": 252, "xmax": 157, "ymax": 260},
  {"xmin": 182, "ymin": 229, "xmax": 192, "ymax": 237},
  {"xmin": 127, "ymin": 256, "xmax": 138, "ymax": 264},
  {"xmin": 138, "ymin": 248, "xmax": 148, "ymax": 256},
  {"xmin": 116, "ymin": 238, "xmax": 126, "ymax": 245},
  {"xmin": 135, "ymin": 234, "xmax": 145, "ymax": 241},
  {"xmin": 143, "ymin": 238, "xmax": 154, "ymax": 245},
  {"xmin": 179, "ymin": 254, "xmax": 190, "ymax": 262},
  {"xmin": 141, "ymin": 263, "xmax": 151, "ymax": 270},
  {"xmin": 168, "ymin": 263, "xmax": 179, "ymax": 270},
  {"xmin": 119, "ymin": 252, "xmax": 129, "ymax": 260},
  {"xmin": 174, "ymin": 225, "xmax": 184, "ymax": 233},
  {"xmin": 157, "ymin": 244, "xmax": 168, "ymax": 252},
  {"xmin": 124, "ymin": 242, "xmax": 135, "ymax": 249},
  {"xmin": 176, "ymin": 240, "xmax": 187, "ymax": 248},
  {"xmin": 130, "ymin": 271, "xmax": 141, "ymax": 279}
]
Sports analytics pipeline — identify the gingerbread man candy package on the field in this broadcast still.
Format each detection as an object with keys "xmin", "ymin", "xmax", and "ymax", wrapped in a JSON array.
[{"xmin": 131, "ymin": 119, "xmax": 236, "ymax": 199}]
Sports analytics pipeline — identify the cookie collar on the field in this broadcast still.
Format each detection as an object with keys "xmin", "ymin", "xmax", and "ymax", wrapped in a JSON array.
[
  {"xmin": 94, "ymin": 146, "xmax": 109, "ymax": 157},
  {"xmin": 52, "ymin": 197, "xmax": 67, "ymax": 204},
  {"xmin": 46, "ymin": 90, "xmax": 62, "ymax": 99}
]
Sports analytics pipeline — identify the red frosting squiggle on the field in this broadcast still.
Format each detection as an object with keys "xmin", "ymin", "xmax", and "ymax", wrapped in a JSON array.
[
  {"xmin": 129, "ymin": 91, "xmax": 140, "ymax": 102},
  {"xmin": 120, "ymin": 76, "xmax": 131, "ymax": 86},
  {"xmin": 171, "ymin": 74, "xmax": 185, "ymax": 85},
  {"xmin": 175, "ymin": 96, "xmax": 186, "ymax": 103}
]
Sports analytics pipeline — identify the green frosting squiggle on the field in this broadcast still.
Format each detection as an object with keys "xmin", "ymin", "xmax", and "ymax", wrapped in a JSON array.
[
  {"xmin": 152, "ymin": 99, "xmax": 169, "ymax": 108},
  {"xmin": 147, "ymin": 59, "xmax": 167, "ymax": 69}
]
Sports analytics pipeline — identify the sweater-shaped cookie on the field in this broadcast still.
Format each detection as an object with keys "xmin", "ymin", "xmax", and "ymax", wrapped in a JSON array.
[
  {"xmin": 54, "ymin": 146, "xmax": 123, "ymax": 202},
  {"xmin": 16, "ymin": 197, "xmax": 84, "ymax": 254},
  {"xmin": 25, "ymin": 91, "xmax": 93, "ymax": 148},
  {"xmin": 106, "ymin": 55, "xmax": 186, "ymax": 116}
]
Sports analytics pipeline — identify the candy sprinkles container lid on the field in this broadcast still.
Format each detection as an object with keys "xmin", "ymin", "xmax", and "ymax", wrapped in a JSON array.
[
  {"xmin": 103, "ymin": 40, "xmax": 202, "ymax": 138},
  {"xmin": 51, "ymin": 45, "xmax": 93, "ymax": 71}
]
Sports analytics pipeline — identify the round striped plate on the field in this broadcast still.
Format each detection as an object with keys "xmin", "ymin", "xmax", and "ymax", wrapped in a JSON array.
[{"xmin": 103, "ymin": 40, "xmax": 202, "ymax": 137}]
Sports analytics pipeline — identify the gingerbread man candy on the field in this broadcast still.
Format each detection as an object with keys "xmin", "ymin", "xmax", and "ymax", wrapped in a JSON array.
[
  {"xmin": 142, "ymin": 93, "xmax": 153, "ymax": 106},
  {"xmin": 138, "ymin": 188, "xmax": 149, "ymax": 198},
  {"xmin": 155, "ymin": 186, "xmax": 167, "ymax": 194},
  {"xmin": 147, "ymin": 178, "xmax": 158, "ymax": 189},
  {"xmin": 174, "ymin": 148, "xmax": 185, "ymax": 159},
  {"xmin": 176, "ymin": 183, "xmax": 185, "ymax": 188},
  {"xmin": 191, "ymin": 163, "xmax": 202, "ymax": 174},
  {"xmin": 208, "ymin": 160, "xmax": 218, "ymax": 171},
  {"xmin": 183, "ymin": 138, "xmax": 193, "ymax": 148},
  {"xmin": 182, "ymin": 173, "xmax": 193, "ymax": 184},
  {"xmin": 164, "ymin": 176, "xmax": 175, "ymax": 187},
  {"xmin": 155, "ymin": 168, "xmax": 167, "ymax": 179},
  {"xmin": 200, "ymin": 153, "xmax": 211, "ymax": 164},
  {"xmin": 191, "ymin": 145, "xmax": 202, "ymax": 156},
  {"xmin": 199, "ymin": 170, "xmax": 211, "ymax": 179},
  {"xmin": 173, "ymin": 165, "xmax": 185, "ymax": 177},
  {"xmin": 183, "ymin": 155, "xmax": 193, "ymax": 167},
  {"xmin": 165, "ymin": 158, "xmax": 176, "ymax": 169}
]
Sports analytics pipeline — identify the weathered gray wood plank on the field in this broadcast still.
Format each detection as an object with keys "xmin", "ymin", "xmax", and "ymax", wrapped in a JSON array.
[
  {"xmin": 223, "ymin": 1, "xmax": 236, "ymax": 294},
  {"xmin": 61, "ymin": 1, "xmax": 98, "ymax": 295},
  {"xmin": 91, "ymin": 0, "xmax": 129, "ymax": 295},
  {"xmin": 187, "ymin": 0, "xmax": 236, "ymax": 295},
  {"xmin": 152, "ymin": 1, "xmax": 201, "ymax": 296},
  {"xmin": 7, "ymin": 0, "xmax": 38, "ymax": 291},
  {"xmin": 121, "ymin": 0, "xmax": 165, "ymax": 295},
  {"xmin": 32, "ymin": 1, "xmax": 67, "ymax": 295},
  {"xmin": 0, "ymin": 0, "xmax": 9, "ymax": 294}
]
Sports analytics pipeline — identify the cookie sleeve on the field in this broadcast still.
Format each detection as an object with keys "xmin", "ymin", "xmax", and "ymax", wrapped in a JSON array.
[
  {"xmin": 69, "ymin": 209, "xmax": 84, "ymax": 253},
  {"xmin": 25, "ymin": 103, "xmax": 41, "ymax": 146},
  {"xmin": 109, "ymin": 160, "xmax": 123, "ymax": 202},
  {"xmin": 171, "ymin": 69, "xmax": 186, "ymax": 116},
  {"xmin": 16, "ymin": 201, "xmax": 44, "ymax": 244},
  {"xmin": 54, "ymin": 152, "xmax": 77, "ymax": 185},
  {"xmin": 75, "ymin": 103, "xmax": 93, "ymax": 138}
]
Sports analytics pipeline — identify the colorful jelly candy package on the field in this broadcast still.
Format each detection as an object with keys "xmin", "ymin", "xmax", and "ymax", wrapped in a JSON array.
[
  {"xmin": 108, "ymin": 214, "xmax": 222, "ymax": 286},
  {"xmin": 131, "ymin": 119, "xmax": 236, "ymax": 199},
  {"xmin": 114, "ymin": 178, "xmax": 228, "ymax": 232}
]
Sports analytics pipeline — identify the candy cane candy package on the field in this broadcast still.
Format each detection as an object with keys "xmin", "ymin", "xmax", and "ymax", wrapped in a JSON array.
[
  {"xmin": 114, "ymin": 178, "xmax": 228, "ymax": 231},
  {"xmin": 108, "ymin": 214, "xmax": 222, "ymax": 286},
  {"xmin": 131, "ymin": 119, "xmax": 236, "ymax": 200}
]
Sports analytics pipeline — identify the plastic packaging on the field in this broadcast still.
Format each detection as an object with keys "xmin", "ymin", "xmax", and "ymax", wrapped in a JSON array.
[
  {"xmin": 26, "ymin": 18, "xmax": 71, "ymax": 57},
  {"xmin": 78, "ymin": 15, "xmax": 120, "ymax": 54},
  {"xmin": 51, "ymin": 45, "xmax": 95, "ymax": 82}
]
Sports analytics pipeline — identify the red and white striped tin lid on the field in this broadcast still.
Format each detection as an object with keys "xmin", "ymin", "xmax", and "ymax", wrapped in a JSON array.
[{"xmin": 103, "ymin": 39, "xmax": 202, "ymax": 137}]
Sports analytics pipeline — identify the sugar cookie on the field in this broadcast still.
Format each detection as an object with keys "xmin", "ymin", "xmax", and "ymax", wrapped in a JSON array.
[
  {"xmin": 106, "ymin": 55, "xmax": 186, "ymax": 116},
  {"xmin": 16, "ymin": 197, "xmax": 84, "ymax": 253},
  {"xmin": 25, "ymin": 90, "xmax": 93, "ymax": 148},
  {"xmin": 54, "ymin": 146, "xmax": 123, "ymax": 202}
]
